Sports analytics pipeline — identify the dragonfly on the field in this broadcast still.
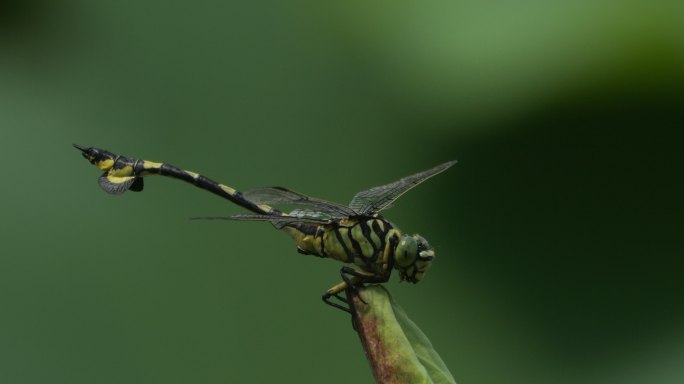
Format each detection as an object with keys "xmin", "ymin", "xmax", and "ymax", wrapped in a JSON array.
[{"xmin": 74, "ymin": 144, "xmax": 456, "ymax": 312}]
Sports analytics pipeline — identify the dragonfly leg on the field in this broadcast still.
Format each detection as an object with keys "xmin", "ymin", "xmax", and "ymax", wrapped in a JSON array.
[
  {"xmin": 322, "ymin": 293, "xmax": 351, "ymax": 314},
  {"xmin": 337, "ymin": 269, "xmax": 364, "ymax": 304},
  {"xmin": 341, "ymin": 266, "xmax": 387, "ymax": 282},
  {"xmin": 322, "ymin": 283, "xmax": 364, "ymax": 330},
  {"xmin": 341, "ymin": 267, "xmax": 390, "ymax": 303},
  {"xmin": 322, "ymin": 280, "xmax": 355, "ymax": 314},
  {"xmin": 323, "ymin": 268, "xmax": 389, "ymax": 312}
]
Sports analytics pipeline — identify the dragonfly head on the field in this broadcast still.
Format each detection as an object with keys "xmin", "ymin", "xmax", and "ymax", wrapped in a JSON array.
[
  {"xmin": 73, "ymin": 144, "xmax": 117, "ymax": 171},
  {"xmin": 394, "ymin": 234, "xmax": 434, "ymax": 283}
]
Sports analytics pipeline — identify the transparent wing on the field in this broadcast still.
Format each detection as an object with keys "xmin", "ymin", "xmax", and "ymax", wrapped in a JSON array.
[
  {"xmin": 244, "ymin": 186, "xmax": 357, "ymax": 218},
  {"xmin": 349, "ymin": 160, "xmax": 456, "ymax": 215},
  {"xmin": 287, "ymin": 208, "xmax": 336, "ymax": 222},
  {"xmin": 190, "ymin": 213, "xmax": 331, "ymax": 229}
]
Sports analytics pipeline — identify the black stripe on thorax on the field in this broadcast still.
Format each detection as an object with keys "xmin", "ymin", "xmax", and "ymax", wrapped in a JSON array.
[
  {"xmin": 346, "ymin": 224, "xmax": 365, "ymax": 259},
  {"xmin": 333, "ymin": 228, "xmax": 353, "ymax": 262},
  {"xmin": 319, "ymin": 228, "xmax": 327, "ymax": 257},
  {"xmin": 359, "ymin": 220, "xmax": 378, "ymax": 254},
  {"xmin": 371, "ymin": 219, "xmax": 387, "ymax": 249},
  {"xmin": 388, "ymin": 232, "xmax": 400, "ymax": 261},
  {"xmin": 372, "ymin": 218, "xmax": 390, "ymax": 237},
  {"xmin": 308, "ymin": 225, "xmax": 327, "ymax": 257}
]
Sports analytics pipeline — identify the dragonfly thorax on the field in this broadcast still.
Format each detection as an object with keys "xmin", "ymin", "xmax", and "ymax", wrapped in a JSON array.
[{"xmin": 394, "ymin": 234, "xmax": 434, "ymax": 283}]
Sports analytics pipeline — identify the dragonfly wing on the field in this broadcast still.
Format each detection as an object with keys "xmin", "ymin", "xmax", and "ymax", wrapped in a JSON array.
[
  {"xmin": 244, "ymin": 186, "xmax": 356, "ymax": 218},
  {"xmin": 287, "ymin": 208, "xmax": 336, "ymax": 222},
  {"xmin": 348, "ymin": 160, "xmax": 456, "ymax": 215},
  {"xmin": 190, "ymin": 213, "xmax": 331, "ymax": 228}
]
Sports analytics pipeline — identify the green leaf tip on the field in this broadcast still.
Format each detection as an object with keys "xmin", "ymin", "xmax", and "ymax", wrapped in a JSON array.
[{"xmin": 350, "ymin": 285, "xmax": 456, "ymax": 384}]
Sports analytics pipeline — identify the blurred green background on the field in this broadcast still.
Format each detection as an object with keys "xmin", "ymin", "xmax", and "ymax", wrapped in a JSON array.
[{"xmin": 1, "ymin": 1, "xmax": 683, "ymax": 383}]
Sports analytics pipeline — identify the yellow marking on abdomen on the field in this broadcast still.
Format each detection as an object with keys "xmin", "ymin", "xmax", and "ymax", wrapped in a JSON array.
[
  {"xmin": 258, "ymin": 204, "xmax": 274, "ymax": 213},
  {"xmin": 109, "ymin": 165, "xmax": 133, "ymax": 177},
  {"xmin": 219, "ymin": 184, "xmax": 236, "ymax": 195},
  {"xmin": 143, "ymin": 160, "xmax": 163, "ymax": 169},
  {"xmin": 96, "ymin": 159, "xmax": 114, "ymax": 171},
  {"xmin": 218, "ymin": 183, "xmax": 275, "ymax": 213},
  {"xmin": 139, "ymin": 160, "xmax": 163, "ymax": 176},
  {"xmin": 185, "ymin": 170, "xmax": 200, "ymax": 179},
  {"xmin": 107, "ymin": 175, "xmax": 135, "ymax": 184}
]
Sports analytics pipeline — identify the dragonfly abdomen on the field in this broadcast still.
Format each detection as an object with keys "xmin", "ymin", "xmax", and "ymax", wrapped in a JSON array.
[
  {"xmin": 81, "ymin": 147, "xmax": 278, "ymax": 216},
  {"xmin": 145, "ymin": 162, "xmax": 277, "ymax": 215}
]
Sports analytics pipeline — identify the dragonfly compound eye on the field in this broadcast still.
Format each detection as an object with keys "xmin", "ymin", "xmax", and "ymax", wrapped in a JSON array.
[
  {"xmin": 395, "ymin": 235, "xmax": 418, "ymax": 268},
  {"xmin": 394, "ymin": 234, "xmax": 434, "ymax": 283}
]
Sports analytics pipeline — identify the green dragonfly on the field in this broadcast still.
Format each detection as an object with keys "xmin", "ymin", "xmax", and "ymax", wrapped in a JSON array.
[{"xmin": 74, "ymin": 144, "xmax": 455, "ymax": 312}]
